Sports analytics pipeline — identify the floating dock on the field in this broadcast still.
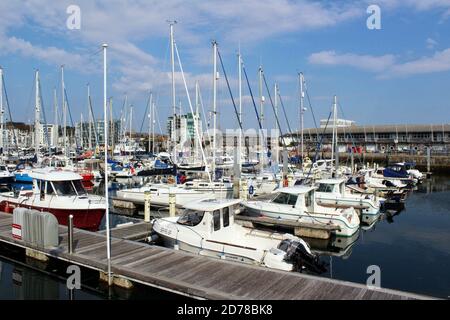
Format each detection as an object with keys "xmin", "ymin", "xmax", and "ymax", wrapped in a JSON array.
[{"xmin": 0, "ymin": 211, "xmax": 434, "ymax": 300}]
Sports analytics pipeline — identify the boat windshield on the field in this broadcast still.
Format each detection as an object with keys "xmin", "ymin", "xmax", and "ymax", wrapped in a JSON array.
[
  {"xmin": 317, "ymin": 183, "xmax": 334, "ymax": 193},
  {"xmin": 53, "ymin": 181, "xmax": 77, "ymax": 196},
  {"xmin": 72, "ymin": 180, "xmax": 87, "ymax": 196},
  {"xmin": 272, "ymin": 192, "xmax": 298, "ymax": 206},
  {"xmin": 52, "ymin": 180, "xmax": 86, "ymax": 196},
  {"xmin": 177, "ymin": 209, "xmax": 205, "ymax": 226}
]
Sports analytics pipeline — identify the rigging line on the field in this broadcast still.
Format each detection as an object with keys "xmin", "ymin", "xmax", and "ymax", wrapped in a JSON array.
[
  {"xmin": 174, "ymin": 42, "xmax": 211, "ymax": 183},
  {"xmin": 37, "ymin": 79, "xmax": 51, "ymax": 153},
  {"xmin": 338, "ymin": 101, "xmax": 363, "ymax": 165},
  {"xmin": 261, "ymin": 70, "xmax": 287, "ymax": 147},
  {"xmin": 197, "ymin": 83, "xmax": 208, "ymax": 134},
  {"xmin": 196, "ymin": 83, "xmax": 210, "ymax": 157},
  {"xmin": 277, "ymin": 91, "xmax": 293, "ymax": 136},
  {"xmin": 216, "ymin": 48, "xmax": 243, "ymax": 131},
  {"xmin": 304, "ymin": 83, "xmax": 319, "ymax": 133},
  {"xmin": 64, "ymin": 88, "xmax": 80, "ymax": 150},
  {"xmin": 118, "ymin": 95, "xmax": 127, "ymax": 141},
  {"xmin": 88, "ymin": 94, "xmax": 100, "ymax": 147},
  {"xmin": 135, "ymin": 92, "xmax": 151, "ymax": 154},
  {"xmin": 2, "ymin": 73, "xmax": 19, "ymax": 151},
  {"xmin": 242, "ymin": 63, "xmax": 272, "ymax": 176},
  {"xmin": 153, "ymin": 101, "xmax": 163, "ymax": 135},
  {"xmin": 242, "ymin": 65, "xmax": 263, "ymax": 132},
  {"xmin": 301, "ymin": 110, "xmax": 333, "ymax": 183},
  {"xmin": 154, "ymin": 35, "xmax": 171, "ymax": 118}
]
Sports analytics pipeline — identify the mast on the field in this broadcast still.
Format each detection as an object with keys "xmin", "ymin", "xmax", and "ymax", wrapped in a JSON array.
[
  {"xmin": 258, "ymin": 66, "xmax": 264, "ymax": 128},
  {"xmin": 274, "ymin": 82, "xmax": 279, "ymax": 165},
  {"xmin": 129, "ymin": 105, "xmax": 133, "ymax": 142},
  {"xmin": 34, "ymin": 70, "xmax": 41, "ymax": 155},
  {"xmin": 148, "ymin": 92, "xmax": 153, "ymax": 153},
  {"xmin": 102, "ymin": 43, "xmax": 112, "ymax": 286},
  {"xmin": 299, "ymin": 72, "xmax": 305, "ymax": 162},
  {"xmin": 258, "ymin": 66, "xmax": 265, "ymax": 165},
  {"xmin": 238, "ymin": 49, "xmax": 243, "ymax": 170},
  {"xmin": 80, "ymin": 113, "xmax": 84, "ymax": 149},
  {"xmin": 152, "ymin": 100, "xmax": 156, "ymax": 154},
  {"xmin": 0, "ymin": 67, "xmax": 4, "ymax": 153},
  {"xmin": 61, "ymin": 65, "xmax": 67, "ymax": 158},
  {"xmin": 169, "ymin": 21, "xmax": 177, "ymax": 162},
  {"xmin": 53, "ymin": 87, "xmax": 58, "ymax": 153},
  {"xmin": 331, "ymin": 95, "xmax": 337, "ymax": 164},
  {"xmin": 195, "ymin": 81, "xmax": 199, "ymax": 163},
  {"xmin": 212, "ymin": 40, "xmax": 218, "ymax": 180},
  {"xmin": 109, "ymin": 98, "xmax": 114, "ymax": 157},
  {"xmin": 122, "ymin": 94, "xmax": 128, "ymax": 143},
  {"xmin": 87, "ymin": 84, "xmax": 92, "ymax": 150}
]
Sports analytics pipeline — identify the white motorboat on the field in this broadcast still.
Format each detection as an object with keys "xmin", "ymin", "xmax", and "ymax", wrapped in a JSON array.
[
  {"xmin": 314, "ymin": 178, "xmax": 382, "ymax": 217},
  {"xmin": 152, "ymin": 198, "xmax": 325, "ymax": 273},
  {"xmin": 359, "ymin": 169, "xmax": 408, "ymax": 190},
  {"xmin": 242, "ymin": 186, "xmax": 360, "ymax": 237},
  {"xmin": 115, "ymin": 183, "xmax": 216, "ymax": 207},
  {"xmin": 0, "ymin": 168, "xmax": 105, "ymax": 231},
  {"xmin": 394, "ymin": 162, "xmax": 424, "ymax": 181}
]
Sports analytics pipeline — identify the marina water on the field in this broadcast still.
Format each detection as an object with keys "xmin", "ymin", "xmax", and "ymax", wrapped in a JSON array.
[{"xmin": 1, "ymin": 175, "xmax": 449, "ymax": 299}]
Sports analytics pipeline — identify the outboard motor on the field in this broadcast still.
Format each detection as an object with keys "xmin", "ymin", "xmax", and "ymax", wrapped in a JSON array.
[{"xmin": 278, "ymin": 239, "xmax": 327, "ymax": 274}]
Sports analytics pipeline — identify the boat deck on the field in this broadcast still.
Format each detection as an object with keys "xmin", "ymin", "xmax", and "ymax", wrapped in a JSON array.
[{"xmin": 0, "ymin": 211, "xmax": 433, "ymax": 300}]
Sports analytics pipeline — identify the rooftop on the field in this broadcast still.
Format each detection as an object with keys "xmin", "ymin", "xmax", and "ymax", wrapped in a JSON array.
[{"xmin": 289, "ymin": 123, "xmax": 450, "ymax": 135}]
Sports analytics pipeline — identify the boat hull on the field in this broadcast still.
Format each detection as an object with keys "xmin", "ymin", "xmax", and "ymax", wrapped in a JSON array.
[
  {"xmin": 0, "ymin": 200, "xmax": 105, "ymax": 231},
  {"xmin": 14, "ymin": 173, "xmax": 32, "ymax": 184},
  {"xmin": 315, "ymin": 195, "xmax": 380, "ymax": 215}
]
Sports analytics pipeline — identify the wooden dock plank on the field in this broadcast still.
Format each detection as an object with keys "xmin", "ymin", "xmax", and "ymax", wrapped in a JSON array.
[
  {"xmin": 254, "ymin": 275, "xmax": 307, "ymax": 299},
  {"xmin": 158, "ymin": 259, "xmax": 214, "ymax": 279}
]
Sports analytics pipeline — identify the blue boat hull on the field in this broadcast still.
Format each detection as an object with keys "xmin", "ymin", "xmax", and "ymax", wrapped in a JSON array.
[{"xmin": 14, "ymin": 173, "xmax": 33, "ymax": 183}]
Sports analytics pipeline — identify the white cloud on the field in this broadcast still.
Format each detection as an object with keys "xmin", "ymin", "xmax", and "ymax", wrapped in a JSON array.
[
  {"xmin": 426, "ymin": 37, "xmax": 438, "ymax": 49},
  {"xmin": 308, "ymin": 48, "xmax": 450, "ymax": 78},
  {"xmin": 0, "ymin": 0, "xmax": 365, "ymax": 100},
  {"xmin": 390, "ymin": 48, "xmax": 450, "ymax": 76},
  {"xmin": 308, "ymin": 50, "xmax": 396, "ymax": 73}
]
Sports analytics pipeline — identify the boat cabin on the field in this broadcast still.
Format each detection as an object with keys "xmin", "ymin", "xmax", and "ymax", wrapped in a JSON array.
[
  {"xmin": 270, "ymin": 186, "xmax": 317, "ymax": 211},
  {"xmin": 29, "ymin": 169, "xmax": 87, "ymax": 199},
  {"xmin": 315, "ymin": 178, "xmax": 347, "ymax": 196},
  {"xmin": 176, "ymin": 199, "xmax": 241, "ymax": 234}
]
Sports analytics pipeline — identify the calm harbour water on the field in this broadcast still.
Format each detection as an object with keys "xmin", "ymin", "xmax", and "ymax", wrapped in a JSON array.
[{"xmin": 1, "ymin": 175, "xmax": 449, "ymax": 299}]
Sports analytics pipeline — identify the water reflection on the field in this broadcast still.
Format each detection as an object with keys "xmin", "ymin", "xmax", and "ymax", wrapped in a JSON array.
[
  {"xmin": 308, "ymin": 230, "xmax": 360, "ymax": 259},
  {"xmin": 0, "ymin": 257, "xmax": 101, "ymax": 300}
]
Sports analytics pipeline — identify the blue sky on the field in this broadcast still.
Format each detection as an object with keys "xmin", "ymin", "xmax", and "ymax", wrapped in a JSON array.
[{"xmin": 1, "ymin": 0, "xmax": 450, "ymax": 134}]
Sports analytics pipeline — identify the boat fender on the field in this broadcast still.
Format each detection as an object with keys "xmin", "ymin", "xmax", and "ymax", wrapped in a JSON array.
[{"xmin": 248, "ymin": 185, "xmax": 254, "ymax": 196}]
